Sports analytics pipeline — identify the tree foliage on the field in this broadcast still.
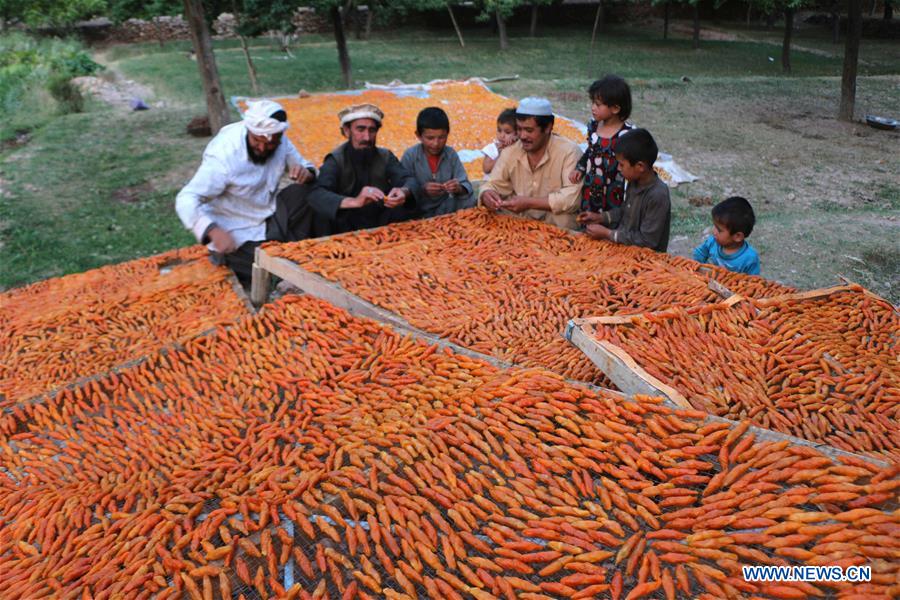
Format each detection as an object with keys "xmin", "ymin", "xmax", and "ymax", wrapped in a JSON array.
[
  {"xmin": 106, "ymin": 0, "xmax": 181, "ymax": 24},
  {"xmin": 7, "ymin": 0, "xmax": 105, "ymax": 27}
]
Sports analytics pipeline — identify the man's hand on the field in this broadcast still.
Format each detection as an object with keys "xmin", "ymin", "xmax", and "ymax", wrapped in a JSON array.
[
  {"xmin": 208, "ymin": 226, "xmax": 237, "ymax": 254},
  {"xmin": 342, "ymin": 186, "xmax": 383, "ymax": 209},
  {"xmin": 577, "ymin": 211, "xmax": 604, "ymax": 225},
  {"xmin": 568, "ymin": 169, "xmax": 584, "ymax": 184},
  {"xmin": 384, "ymin": 187, "xmax": 409, "ymax": 208},
  {"xmin": 444, "ymin": 179, "xmax": 463, "ymax": 195},
  {"xmin": 481, "ymin": 190, "xmax": 503, "ymax": 211},
  {"xmin": 423, "ymin": 182, "xmax": 445, "ymax": 198},
  {"xmin": 288, "ymin": 165, "xmax": 314, "ymax": 184},
  {"xmin": 585, "ymin": 223, "xmax": 613, "ymax": 241},
  {"xmin": 499, "ymin": 195, "xmax": 532, "ymax": 214}
]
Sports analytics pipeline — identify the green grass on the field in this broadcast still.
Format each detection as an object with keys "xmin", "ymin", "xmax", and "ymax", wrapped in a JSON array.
[
  {"xmin": 104, "ymin": 24, "xmax": 898, "ymax": 106},
  {"xmin": 0, "ymin": 106, "xmax": 197, "ymax": 287}
]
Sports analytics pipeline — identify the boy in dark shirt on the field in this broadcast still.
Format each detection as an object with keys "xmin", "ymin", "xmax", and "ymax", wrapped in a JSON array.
[
  {"xmin": 577, "ymin": 128, "xmax": 671, "ymax": 252},
  {"xmin": 401, "ymin": 107, "xmax": 474, "ymax": 218}
]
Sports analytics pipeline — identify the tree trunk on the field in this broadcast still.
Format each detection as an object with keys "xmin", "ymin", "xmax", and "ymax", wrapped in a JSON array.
[
  {"xmin": 530, "ymin": 3, "xmax": 538, "ymax": 37},
  {"xmin": 183, "ymin": 0, "xmax": 229, "ymax": 135},
  {"xmin": 886, "ymin": 0, "xmax": 893, "ymax": 19},
  {"xmin": 589, "ymin": 0, "xmax": 603, "ymax": 71},
  {"xmin": 342, "ymin": 0, "xmax": 354, "ymax": 29},
  {"xmin": 331, "ymin": 5, "xmax": 352, "ymax": 88},
  {"xmin": 496, "ymin": 10, "xmax": 509, "ymax": 50},
  {"xmin": 364, "ymin": 5, "xmax": 373, "ymax": 39},
  {"xmin": 839, "ymin": 0, "xmax": 862, "ymax": 121},
  {"xmin": 229, "ymin": 0, "xmax": 260, "ymax": 95},
  {"xmin": 832, "ymin": 8, "xmax": 840, "ymax": 42},
  {"xmin": 153, "ymin": 18, "xmax": 166, "ymax": 48},
  {"xmin": 664, "ymin": 2, "xmax": 670, "ymax": 38},
  {"xmin": 447, "ymin": 4, "xmax": 465, "ymax": 47},
  {"xmin": 782, "ymin": 6, "xmax": 793, "ymax": 73},
  {"xmin": 238, "ymin": 34, "xmax": 260, "ymax": 95},
  {"xmin": 746, "ymin": 3, "xmax": 752, "ymax": 27},
  {"xmin": 766, "ymin": 11, "xmax": 776, "ymax": 29},
  {"xmin": 355, "ymin": 7, "xmax": 363, "ymax": 39},
  {"xmin": 693, "ymin": 2, "xmax": 701, "ymax": 49},
  {"xmin": 869, "ymin": 0, "xmax": 876, "ymax": 16}
]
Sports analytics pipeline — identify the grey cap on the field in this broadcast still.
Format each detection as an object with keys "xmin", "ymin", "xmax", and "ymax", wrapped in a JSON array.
[{"xmin": 517, "ymin": 97, "xmax": 553, "ymax": 117}]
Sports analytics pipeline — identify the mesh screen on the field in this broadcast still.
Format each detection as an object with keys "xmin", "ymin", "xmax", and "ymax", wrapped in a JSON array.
[
  {"xmin": 1, "ymin": 295, "xmax": 896, "ymax": 599},
  {"xmin": 0, "ymin": 248, "xmax": 249, "ymax": 410}
]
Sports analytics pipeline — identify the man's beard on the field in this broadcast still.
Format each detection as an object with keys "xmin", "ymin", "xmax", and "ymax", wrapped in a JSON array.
[
  {"xmin": 246, "ymin": 137, "xmax": 276, "ymax": 165},
  {"xmin": 349, "ymin": 145, "xmax": 376, "ymax": 164}
]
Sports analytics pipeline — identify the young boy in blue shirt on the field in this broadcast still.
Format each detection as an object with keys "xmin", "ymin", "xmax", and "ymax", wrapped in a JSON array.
[
  {"xmin": 401, "ymin": 107, "xmax": 474, "ymax": 218},
  {"xmin": 693, "ymin": 196, "xmax": 761, "ymax": 275}
]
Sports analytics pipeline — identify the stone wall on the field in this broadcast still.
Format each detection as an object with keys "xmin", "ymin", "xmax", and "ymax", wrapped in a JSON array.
[{"xmin": 78, "ymin": 8, "xmax": 331, "ymax": 45}]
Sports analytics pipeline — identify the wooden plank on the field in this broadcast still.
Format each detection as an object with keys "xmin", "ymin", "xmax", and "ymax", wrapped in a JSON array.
[
  {"xmin": 257, "ymin": 249, "xmax": 412, "ymax": 332},
  {"xmin": 708, "ymin": 278, "xmax": 736, "ymax": 299},
  {"xmin": 566, "ymin": 321, "xmax": 690, "ymax": 408},
  {"xmin": 256, "ymin": 250, "xmax": 636, "ymax": 401},
  {"xmin": 250, "ymin": 261, "xmax": 271, "ymax": 307},
  {"xmin": 226, "ymin": 270, "xmax": 257, "ymax": 314}
]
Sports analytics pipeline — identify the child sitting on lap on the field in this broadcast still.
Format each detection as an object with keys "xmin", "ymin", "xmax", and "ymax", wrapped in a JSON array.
[
  {"xmin": 481, "ymin": 108, "xmax": 518, "ymax": 175},
  {"xmin": 693, "ymin": 196, "xmax": 760, "ymax": 275}
]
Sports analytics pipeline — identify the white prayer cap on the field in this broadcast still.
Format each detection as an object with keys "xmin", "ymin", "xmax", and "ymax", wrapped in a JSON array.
[
  {"xmin": 517, "ymin": 97, "xmax": 553, "ymax": 117},
  {"xmin": 243, "ymin": 100, "xmax": 289, "ymax": 138},
  {"xmin": 338, "ymin": 103, "xmax": 384, "ymax": 126}
]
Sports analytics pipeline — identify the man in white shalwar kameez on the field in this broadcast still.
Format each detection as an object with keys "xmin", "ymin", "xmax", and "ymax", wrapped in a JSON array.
[{"xmin": 176, "ymin": 100, "xmax": 327, "ymax": 285}]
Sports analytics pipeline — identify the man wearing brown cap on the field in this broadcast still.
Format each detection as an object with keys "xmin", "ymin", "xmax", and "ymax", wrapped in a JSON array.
[{"xmin": 308, "ymin": 103, "xmax": 417, "ymax": 233}]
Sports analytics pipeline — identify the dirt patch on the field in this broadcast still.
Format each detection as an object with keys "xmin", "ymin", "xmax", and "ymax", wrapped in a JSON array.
[
  {"xmin": 667, "ymin": 23, "xmax": 740, "ymax": 42},
  {"xmin": 73, "ymin": 72, "xmax": 156, "ymax": 110},
  {"xmin": 112, "ymin": 182, "xmax": 155, "ymax": 204},
  {"xmin": 688, "ymin": 195, "xmax": 713, "ymax": 207},
  {"xmin": 1, "ymin": 130, "xmax": 31, "ymax": 152}
]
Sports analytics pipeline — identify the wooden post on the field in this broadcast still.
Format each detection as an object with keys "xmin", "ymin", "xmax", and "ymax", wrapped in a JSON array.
[
  {"xmin": 182, "ymin": 0, "xmax": 230, "ymax": 135},
  {"xmin": 589, "ymin": 0, "xmax": 603, "ymax": 72},
  {"xmin": 447, "ymin": 3, "xmax": 465, "ymax": 47},
  {"xmin": 664, "ymin": 1, "xmax": 671, "ymax": 39},
  {"xmin": 230, "ymin": 0, "xmax": 260, "ymax": 94},
  {"xmin": 496, "ymin": 10, "xmax": 509, "ymax": 50},
  {"xmin": 839, "ymin": 0, "xmax": 862, "ymax": 121},
  {"xmin": 238, "ymin": 35, "xmax": 260, "ymax": 94},
  {"xmin": 364, "ymin": 4, "xmax": 373, "ymax": 39},
  {"xmin": 250, "ymin": 248, "xmax": 271, "ymax": 307},
  {"xmin": 692, "ymin": 1, "xmax": 701, "ymax": 49},
  {"xmin": 832, "ymin": 6, "xmax": 840, "ymax": 42},
  {"xmin": 331, "ymin": 5, "xmax": 353, "ymax": 88},
  {"xmin": 782, "ymin": 6, "xmax": 794, "ymax": 73}
]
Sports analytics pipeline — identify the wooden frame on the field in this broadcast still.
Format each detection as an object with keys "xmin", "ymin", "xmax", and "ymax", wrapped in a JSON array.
[
  {"xmin": 254, "ymin": 246, "xmax": 890, "ymax": 467},
  {"xmin": 252, "ymin": 246, "xmax": 597, "ymax": 383}
]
